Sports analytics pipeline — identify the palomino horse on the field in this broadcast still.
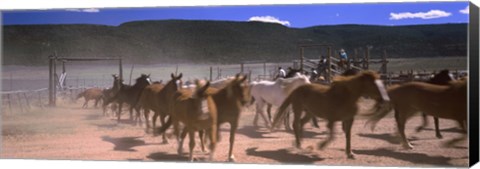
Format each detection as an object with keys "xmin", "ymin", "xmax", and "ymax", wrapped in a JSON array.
[
  {"xmin": 155, "ymin": 80, "xmax": 217, "ymax": 162},
  {"xmin": 76, "ymin": 87, "xmax": 103, "ymax": 108},
  {"xmin": 271, "ymin": 71, "xmax": 390, "ymax": 159},
  {"xmin": 367, "ymin": 78, "xmax": 467, "ymax": 149},
  {"xmin": 104, "ymin": 74, "xmax": 151, "ymax": 123},
  {"xmin": 140, "ymin": 73, "xmax": 182, "ymax": 142},
  {"xmin": 250, "ymin": 73, "xmax": 311, "ymax": 129},
  {"xmin": 416, "ymin": 69, "xmax": 456, "ymax": 139},
  {"xmin": 102, "ymin": 74, "xmax": 122, "ymax": 116}
]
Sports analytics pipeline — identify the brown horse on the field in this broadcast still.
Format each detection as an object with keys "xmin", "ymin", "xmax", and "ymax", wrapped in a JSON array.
[
  {"xmin": 155, "ymin": 80, "xmax": 217, "ymax": 162},
  {"xmin": 136, "ymin": 83, "xmax": 164, "ymax": 128},
  {"xmin": 102, "ymin": 74, "xmax": 122, "ymax": 116},
  {"xmin": 76, "ymin": 87, "xmax": 104, "ymax": 108},
  {"xmin": 367, "ymin": 78, "xmax": 467, "ymax": 149},
  {"xmin": 140, "ymin": 73, "xmax": 182, "ymax": 142},
  {"xmin": 271, "ymin": 71, "xmax": 390, "ymax": 159},
  {"xmin": 210, "ymin": 74, "xmax": 250, "ymax": 162},
  {"xmin": 103, "ymin": 74, "xmax": 151, "ymax": 123},
  {"xmin": 416, "ymin": 69, "xmax": 456, "ymax": 139}
]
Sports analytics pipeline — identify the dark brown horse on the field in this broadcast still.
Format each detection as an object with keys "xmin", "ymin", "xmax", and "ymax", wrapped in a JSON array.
[
  {"xmin": 102, "ymin": 74, "xmax": 122, "ymax": 116},
  {"xmin": 271, "ymin": 71, "xmax": 390, "ymax": 159},
  {"xmin": 76, "ymin": 87, "xmax": 103, "ymax": 108},
  {"xmin": 104, "ymin": 74, "xmax": 151, "ymax": 123},
  {"xmin": 367, "ymin": 79, "xmax": 467, "ymax": 149},
  {"xmin": 416, "ymin": 69, "xmax": 456, "ymax": 138}
]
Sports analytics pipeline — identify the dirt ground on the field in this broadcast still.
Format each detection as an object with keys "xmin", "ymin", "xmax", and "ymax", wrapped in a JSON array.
[{"xmin": 1, "ymin": 99, "xmax": 469, "ymax": 167}]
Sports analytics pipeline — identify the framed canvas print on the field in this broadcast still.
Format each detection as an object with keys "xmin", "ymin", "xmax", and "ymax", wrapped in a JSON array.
[{"xmin": 1, "ymin": 0, "xmax": 478, "ymax": 169}]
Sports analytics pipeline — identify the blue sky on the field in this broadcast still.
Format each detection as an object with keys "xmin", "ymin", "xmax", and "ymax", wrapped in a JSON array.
[{"xmin": 2, "ymin": 1, "xmax": 470, "ymax": 28}]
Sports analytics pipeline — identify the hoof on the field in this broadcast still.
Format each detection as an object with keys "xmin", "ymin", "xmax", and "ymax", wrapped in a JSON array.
[
  {"xmin": 347, "ymin": 152, "xmax": 356, "ymax": 159},
  {"xmin": 317, "ymin": 142, "xmax": 328, "ymax": 150},
  {"xmin": 436, "ymin": 134, "xmax": 443, "ymax": 139},
  {"xmin": 228, "ymin": 156, "xmax": 235, "ymax": 162},
  {"xmin": 161, "ymin": 139, "xmax": 169, "ymax": 144},
  {"xmin": 402, "ymin": 143, "xmax": 414, "ymax": 150},
  {"xmin": 415, "ymin": 127, "xmax": 423, "ymax": 133}
]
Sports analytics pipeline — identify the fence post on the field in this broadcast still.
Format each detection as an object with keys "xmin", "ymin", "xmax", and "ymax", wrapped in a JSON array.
[
  {"xmin": 17, "ymin": 93, "xmax": 24, "ymax": 113},
  {"xmin": 7, "ymin": 94, "xmax": 12, "ymax": 114},
  {"xmin": 23, "ymin": 92, "xmax": 31, "ymax": 111},
  {"xmin": 209, "ymin": 66, "xmax": 213, "ymax": 81},
  {"xmin": 49, "ymin": 55, "xmax": 55, "ymax": 106},
  {"xmin": 326, "ymin": 47, "xmax": 332, "ymax": 83},
  {"xmin": 240, "ymin": 63, "xmax": 244, "ymax": 73}
]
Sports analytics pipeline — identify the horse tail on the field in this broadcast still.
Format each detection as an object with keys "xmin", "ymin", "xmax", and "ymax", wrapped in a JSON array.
[
  {"xmin": 271, "ymin": 92, "xmax": 294, "ymax": 131},
  {"xmin": 76, "ymin": 91, "xmax": 85, "ymax": 100},
  {"xmin": 364, "ymin": 100, "xmax": 393, "ymax": 132},
  {"xmin": 154, "ymin": 116, "xmax": 172, "ymax": 136}
]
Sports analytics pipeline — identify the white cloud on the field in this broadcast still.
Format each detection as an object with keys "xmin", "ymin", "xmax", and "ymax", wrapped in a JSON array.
[
  {"xmin": 248, "ymin": 16, "xmax": 290, "ymax": 26},
  {"xmin": 459, "ymin": 6, "xmax": 469, "ymax": 14},
  {"xmin": 66, "ymin": 8, "xmax": 100, "ymax": 13},
  {"xmin": 389, "ymin": 10, "xmax": 451, "ymax": 20}
]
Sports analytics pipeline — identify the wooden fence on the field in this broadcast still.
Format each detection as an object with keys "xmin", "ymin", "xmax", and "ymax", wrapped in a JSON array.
[{"xmin": 1, "ymin": 86, "xmax": 97, "ymax": 114}]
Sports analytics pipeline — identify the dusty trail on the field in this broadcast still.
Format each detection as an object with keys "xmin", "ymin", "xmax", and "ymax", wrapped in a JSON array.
[{"xmin": 1, "ymin": 101, "xmax": 468, "ymax": 167}]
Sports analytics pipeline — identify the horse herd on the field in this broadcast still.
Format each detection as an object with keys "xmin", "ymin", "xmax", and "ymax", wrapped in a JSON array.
[{"xmin": 74, "ymin": 69, "xmax": 468, "ymax": 162}]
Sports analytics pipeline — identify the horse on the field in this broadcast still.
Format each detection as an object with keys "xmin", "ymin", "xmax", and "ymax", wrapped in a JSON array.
[
  {"xmin": 208, "ymin": 74, "xmax": 251, "ymax": 162},
  {"xmin": 366, "ymin": 78, "xmax": 467, "ymax": 149},
  {"xmin": 154, "ymin": 80, "xmax": 217, "ymax": 162},
  {"xmin": 140, "ymin": 73, "xmax": 183, "ymax": 143},
  {"xmin": 416, "ymin": 69, "xmax": 456, "ymax": 139},
  {"xmin": 136, "ymin": 83, "xmax": 165, "ymax": 130},
  {"xmin": 250, "ymin": 73, "xmax": 311, "ymax": 129},
  {"xmin": 76, "ymin": 87, "xmax": 103, "ymax": 108},
  {"xmin": 271, "ymin": 71, "xmax": 391, "ymax": 159},
  {"xmin": 103, "ymin": 74, "xmax": 151, "ymax": 123},
  {"xmin": 102, "ymin": 74, "xmax": 122, "ymax": 116}
]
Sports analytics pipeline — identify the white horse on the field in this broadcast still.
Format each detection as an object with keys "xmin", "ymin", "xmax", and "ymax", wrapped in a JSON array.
[{"xmin": 250, "ymin": 73, "xmax": 311, "ymax": 129}]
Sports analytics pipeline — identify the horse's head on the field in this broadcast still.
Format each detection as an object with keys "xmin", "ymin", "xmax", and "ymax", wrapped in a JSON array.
[
  {"xmin": 357, "ymin": 71, "xmax": 390, "ymax": 102},
  {"xmin": 190, "ymin": 80, "xmax": 212, "ymax": 115},
  {"xmin": 165, "ymin": 73, "xmax": 183, "ymax": 94},
  {"xmin": 226, "ymin": 74, "xmax": 251, "ymax": 106},
  {"xmin": 136, "ymin": 74, "xmax": 152, "ymax": 87},
  {"xmin": 428, "ymin": 69, "xmax": 455, "ymax": 85}
]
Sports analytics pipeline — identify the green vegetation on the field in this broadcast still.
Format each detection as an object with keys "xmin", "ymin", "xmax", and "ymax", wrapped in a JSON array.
[{"xmin": 3, "ymin": 20, "xmax": 467, "ymax": 65}]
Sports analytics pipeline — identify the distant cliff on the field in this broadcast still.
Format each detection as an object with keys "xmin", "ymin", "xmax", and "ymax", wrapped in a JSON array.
[{"xmin": 2, "ymin": 20, "xmax": 467, "ymax": 65}]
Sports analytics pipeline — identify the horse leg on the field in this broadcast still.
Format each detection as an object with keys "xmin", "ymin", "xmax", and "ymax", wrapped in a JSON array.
[
  {"xmin": 178, "ymin": 129, "xmax": 188, "ymax": 155},
  {"xmin": 82, "ymin": 99, "xmax": 88, "ymax": 108},
  {"xmin": 342, "ymin": 118, "xmax": 355, "ymax": 159},
  {"xmin": 157, "ymin": 113, "xmax": 169, "ymax": 144},
  {"xmin": 292, "ymin": 105, "xmax": 303, "ymax": 148},
  {"xmin": 129, "ymin": 106, "xmax": 134, "ymax": 122},
  {"xmin": 228, "ymin": 122, "xmax": 238, "ymax": 162},
  {"xmin": 444, "ymin": 119, "xmax": 467, "ymax": 147},
  {"xmin": 395, "ymin": 109, "xmax": 413, "ymax": 149},
  {"xmin": 416, "ymin": 113, "xmax": 428, "ymax": 132},
  {"xmin": 255, "ymin": 100, "xmax": 270, "ymax": 128},
  {"xmin": 267, "ymin": 104, "xmax": 273, "ymax": 123},
  {"xmin": 94, "ymin": 98, "xmax": 100, "ymax": 108},
  {"xmin": 311, "ymin": 117, "xmax": 320, "ymax": 128},
  {"xmin": 284, "ymin": 109, "xmax": 292, "ymax": 131},
  {"xmin": 144, "ymin": 109, "xmax": 151, "ymax": 130},
  {"xmin": 434, "ymin": 117, "xmax": 443, "ymax": 139},
  {"xmin": 318, "ymin": 121, "xmax": 335, "ymax": 150},
  {"xmin": 188, "ymin": 130, "xmax": 196, "ymax": 162},
  {"xmin": 117, "ymin": 102, "xmax": 123, "ymax": 121},
  {"xmin": 199, "ymin": 130, "xmax": 206, "ymax": 152},
  {"xmin": 208, "ymin": 125, "xmax": 217, "ymax": 162}
]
